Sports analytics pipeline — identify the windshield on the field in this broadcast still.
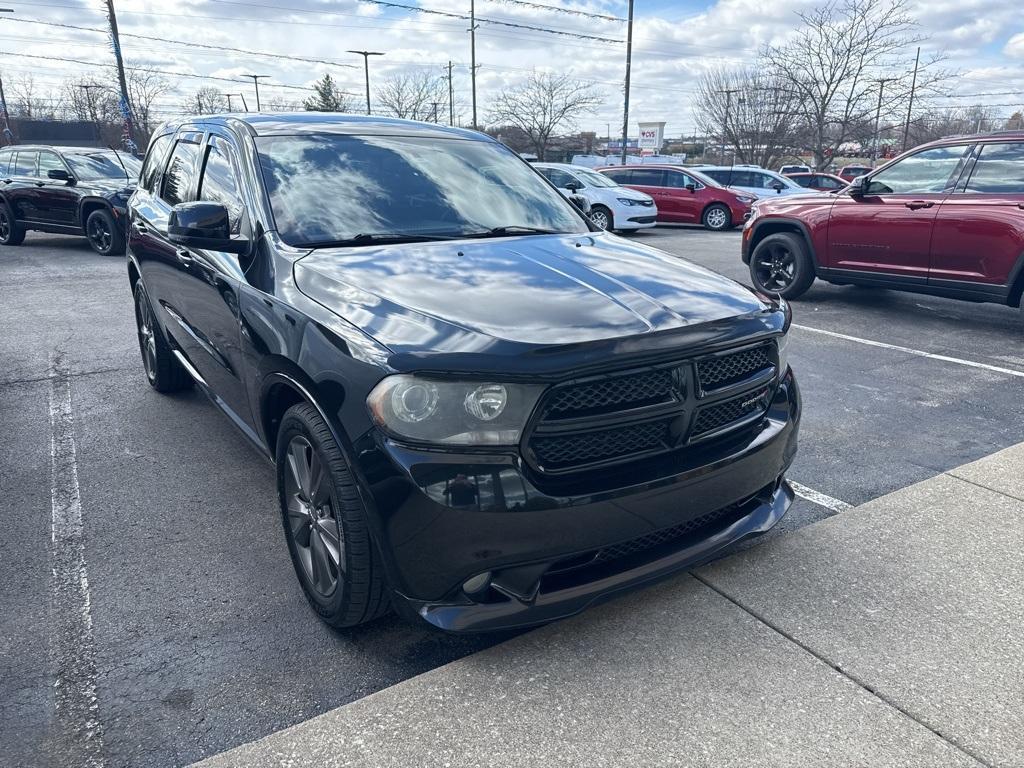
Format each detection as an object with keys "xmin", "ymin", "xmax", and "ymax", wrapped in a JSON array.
[
  {"xmin": 255, "ymin": 134, "xmax": 589, "ymax": 247},
  {"xmin": 571, "ymin": 167, "xmax": 619, "ymax": 188},
  {"xmin": 65, "ymin": 151, "xmax": 142, "ymax": 182}
]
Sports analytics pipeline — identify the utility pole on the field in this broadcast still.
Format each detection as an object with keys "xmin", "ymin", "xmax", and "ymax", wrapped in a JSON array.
[
  {"xmin": 430, "ymin": 101, "xmax": 440, "ymax": 123},
  {"xmin": 347, "ymin": 50, "xmax": 383, "ymax": 116},
  {"xmin": 104, "ymin": 0, "xmax": 136, "ymax": 150},
  {"xmin": 243, "ymin": 74, "xmax": 269, "ymax": 111},
  {"xmin": 469, "ymin": 0, "xmax": 479, "ymax": 129},
  {"xmin": 902, "ymin": 47, "xmax": 920, "ymax": 152},
  {"xmin": 619, "ymin": 0, "xmax": 633, "ymax": 165},
  {"xmin": 447, "ymin": 61, "xmax": 454, "ymax": 126},
  {"xmin": 716, "ymin": 88, "xmax": 742, "ymax": 165},
  {"xmin": 224, "ymin": 93, "xmax": 234, "ymax": 112},
  {"xmin": 78, "ymin": 83, "xmax": 104, "ymax": 143},
  {"xmin": 237, "ymin": 92, "xmax": 249, "ymax": 112},
  {"xmin": 872, "ymin": 77, "xmax": 897, "ymax": 165}
]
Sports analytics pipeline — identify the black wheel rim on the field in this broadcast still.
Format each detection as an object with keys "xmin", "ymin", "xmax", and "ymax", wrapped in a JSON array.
[
  {"xmin": 0, "ymin": 211, "xmax": 10, "ymax": 241},
  {"xmin": 591, "ymin": 210, "xmax": 610, "ymax": 230},
  {"xmin": 134, "ymin": 288, "xmax": 158, "ymax": 383},
  {"xmin": 706, "ymin": 207, "xmax": 728, "ymax": 230},
  {"xmin": 88, "ymin": 216, "xmax": 112, "ymax": 252},
  {"xmin": 284, "ymin": 436, "xmax": 344, "ymax": 597},
  {"xmin": 753, "ymin": 243, "xmax": 797, "ymax": 292}
]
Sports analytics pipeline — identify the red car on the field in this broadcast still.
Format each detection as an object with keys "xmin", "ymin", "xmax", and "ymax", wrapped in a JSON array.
[
  {"xmin": 837, "ymin": 164, "xmax": 874, "ymax": 181},
  {"xmin": 599, "ymin": 165, "xmax": 757, "ymax": 230},
  {"xmin": 785, "ymin": 172, "xmax": 848, "ymax": 192},
  {"xmin": 742, "ymin": 131, "xmax": 1024, "ymax": 314}
]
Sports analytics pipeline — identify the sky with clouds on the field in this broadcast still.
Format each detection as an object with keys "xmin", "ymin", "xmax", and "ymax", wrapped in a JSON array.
[{"xmin": 0, "ymin": 0, "xmax": 1020, "ymax": 138}]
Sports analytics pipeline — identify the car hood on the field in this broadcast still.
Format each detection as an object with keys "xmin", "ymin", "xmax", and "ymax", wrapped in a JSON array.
[
  {"xmin": 752, "ymin": 190, "xmax": 837, "ymax": 214},
  {"xmin": 85, "ymin": 177, "xmax": 136, "ymax": 195},
  {"xmin": 612, "ymin": 188, "xmax": 653, "ymax": 202},
  {"xmin": 294, "ymin": 232, "xmax": 770, "ymax": 358}
]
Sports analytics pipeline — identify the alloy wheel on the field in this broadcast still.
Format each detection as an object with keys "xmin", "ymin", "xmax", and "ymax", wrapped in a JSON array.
[
  {"xmin": 590, "ymin": 209, "xmax": 610, "ymax": 230},
  {"xmin": 753, "ymin": 243, "xmax": 797, "ymax": 292},
  {"xmin": 284, "ymin": 436, "xmax": 344, "ymax": 597},
  {"xmin": 134, "ymin": 288, "xmax": 158, "ymax": 382},
  {"xmin": 88, "ymin": 216, "xmax": 112, "ymax": 253},
  {"xmin": 706, "ymin": 207, "xmax": 728, "ymax": 230},
  {"xmin": 0, "ymin": 211, "xmax": 10, "ymax": 241}
]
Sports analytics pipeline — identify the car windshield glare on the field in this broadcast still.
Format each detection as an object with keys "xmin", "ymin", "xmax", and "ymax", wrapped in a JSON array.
[
  {"xmin": 255, "ymin": 134, "xmax": 589, "ymax": 247},
  {"xmin": 65, "ymin": 152, "xmax": 141, "ymax": 181}
]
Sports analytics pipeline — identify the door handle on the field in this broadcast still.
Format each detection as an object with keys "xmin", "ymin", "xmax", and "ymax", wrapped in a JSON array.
[
  {"xmin": 134, "ymin": 221, "xmax": 149, "ymax": 233},
  {"xmin": 176, "ymin": 249, "xmax": 194, "ymax": 265},
  {"xmin": 34, "ymin": 181, "xmax": 45, "ymax": 187},
  {"xmin": 1018, "ymin": 203, "xmax": 1024, "ymax": 210},
  {"xmin": 2, "ymin": 178, "xmax": 11, "ymax": 184},
  {"xmin": 904, "ymin": 200, "xmax": 934, "ymax": 210}
]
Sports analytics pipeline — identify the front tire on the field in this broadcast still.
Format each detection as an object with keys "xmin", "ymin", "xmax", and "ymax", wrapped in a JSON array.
[
  {"xmin": 277, "ymin": 403, "xmax": 390, "ymax": 628},
  {"xmin": 702, "ymin": 203, "xmax": 732, "ymax": 231},
  {"xmin": 0, "ymin": 203, "xmax": 25, "ymax": 245},
  {"xmin": 749, "ymin": 232, "xmax": 815, "ymax": 299},
  {"xmin": 133, "ymin": 281, "xmax": 192, "ymax": 392},
  {"xmin": 589, "ymin": 205, "xmax": 613, "ymax": 231},
  {"xmin": 86, "ymin": 208, "xmax": 125, "ymax": 256}
]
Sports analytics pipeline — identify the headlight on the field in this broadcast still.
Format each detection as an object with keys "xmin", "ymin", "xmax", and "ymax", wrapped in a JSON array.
[
  {"xmin": 736, "ymin": 196, "xmax": 755, "ymax": 204},
  {"xmin": 616, "ymin": 197, "xmax": 639, "ymax": 206},
  {"xmin": 367, "ymin": 375, "xmax": 545, "ymax": 446},
  {"xmin": 777, "ymin": 297, "xmax": 792, "ymax": 375}
]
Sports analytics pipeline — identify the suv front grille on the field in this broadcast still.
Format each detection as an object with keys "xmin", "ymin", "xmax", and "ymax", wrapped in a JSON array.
[
  {"xmin": 524, "ymin": 343, "xmax": 778, "ymax": 475},
  {"xmin": 696, "ymin": 345, "xmax": 773, "ymax": 392}
]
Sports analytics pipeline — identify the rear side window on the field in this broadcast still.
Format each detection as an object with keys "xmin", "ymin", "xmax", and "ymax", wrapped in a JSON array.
[
  {"xmin": 628, "ymin": 168, "xmax": 666, "ymax": 186},
  {"xmin": 161, "ymin": 140, "xmax": 200, "ymax": 206},
  {"xmin": 198, "ymin": 138, "xmax": 245, "ymax": 233},
  {"xmin": 13, "ymin": 151, "xmax": 37, "ymax": 176},
  {"xmin": 964, "ymin": 143, "xmax": 1024, "ymax": 194},
  {"xmin": 140, "ymin": 134, "xmax": 173, "ymax": 192}
]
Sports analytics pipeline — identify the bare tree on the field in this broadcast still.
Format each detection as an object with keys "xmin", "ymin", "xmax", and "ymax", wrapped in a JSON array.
[
  {"xmin": 127, "ymin": 70, "xmax": 171, "ymax": 144},
  {"xmin": 7, "ymin": 74, "xmax": 63, "ymax": 120},
  {"xmin": 303, "ymin": 73, "xmax": 351, "ymax": 112},
  {"xmin": 488, "ymin": 72, "xmax": 602, "ymax": 160},
  {"xmin": 376, "ymin": 70, "xmax": 448, "ymax": 121},
  {"xmin": 764, "ymin": 0, "xmax": 951, "ymax": 169},
  {"xmin": 185, "ymin": 86, "xmax": 228, "ymax": 115},
  {"xmin": 904, "ymin": 105, "xmax": 1003, "ymax": 147},
  {"xmin": 694, "ymin": 66, "xmax": 800, "ymax": 167}
]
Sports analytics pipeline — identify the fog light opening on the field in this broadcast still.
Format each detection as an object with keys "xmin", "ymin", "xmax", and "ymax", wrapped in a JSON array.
[{"xmin": 462, "ymin": 571, "xmax": 492, "ymax": 597}]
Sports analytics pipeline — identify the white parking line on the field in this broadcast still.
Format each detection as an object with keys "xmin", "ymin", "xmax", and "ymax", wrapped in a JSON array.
[
  {"xmin": 792, "ymin": 324, "xmax": 1024, "ymax": 379},
  {"xmin": 788, "ymin": 481, "xmax": 853, "ymax": 514},
  {"xmin": 48, "ymin": 354, "xmax": 105, "ymax": 767}
]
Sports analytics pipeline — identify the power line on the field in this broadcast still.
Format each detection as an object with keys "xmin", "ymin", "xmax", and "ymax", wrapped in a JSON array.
[{"xmin": 481, "ymin": 0, "xmax": 625, "ymax": 22}]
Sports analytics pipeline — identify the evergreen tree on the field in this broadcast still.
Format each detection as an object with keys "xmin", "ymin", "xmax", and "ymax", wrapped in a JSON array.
[{"xmin": 303, "ymin": 74, "xmax": 350, "ymax": 112}]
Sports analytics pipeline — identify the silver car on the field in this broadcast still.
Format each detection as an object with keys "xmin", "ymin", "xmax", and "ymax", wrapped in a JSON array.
[
  {"xmin": 695, "ymin": 166, "xmax": 814, "ymax": 198},
  {"xmin": 535, "ymin": 163, "xmax": 658, "ymax": 232}
]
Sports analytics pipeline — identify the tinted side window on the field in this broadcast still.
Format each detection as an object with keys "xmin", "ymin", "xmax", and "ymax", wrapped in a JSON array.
[
  {"xmin": 38, "ymin": 152, "xmax": 65, "ymax": 178},
  {"xmin": 161, "ymin": 140, "xmax": 200, "ymax": 206},
  {"xmin": 198, "ymin": 138, "xmax": 245, "ymax": 233},
  {"xmin": 141, "ymin": 134, "xmax": 173, "ymax": 192},
  {"xmin": 628, "ymin": 168, "xmax": 666, "ymax": 186},
  {"xmin": 964, "ymin": 143, "xmax": 1024, "ymax": 194},
  {"xmin": 702, "ymin": 170, "xmax": 726, "ymax": 184},
  {"xmin": 14, "ymin": 151, "xmax": 38, "ymax": 176},
  {"xmin": 539, "ymin": 168, "xmax": 576, "ymax": 188},
  {"xmin": 601, "ymin": 169, "xmax": 630, "ymax": 184},
  {"xmin": 792, "ymin": 175, "xmax": 813, "ymax": 188},
  {"xmin": 866, "ymin": 146, "xmax": 968, "ymax": 195}
]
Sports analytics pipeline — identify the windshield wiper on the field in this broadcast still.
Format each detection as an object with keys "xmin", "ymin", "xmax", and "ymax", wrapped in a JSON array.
[
  {"xmin": 465, "ymin": 225, "xmax": 564, "ymax": 238},
  {"xmin": 304, "ymin": 232, "xmax": 460, "ymax": 248}
]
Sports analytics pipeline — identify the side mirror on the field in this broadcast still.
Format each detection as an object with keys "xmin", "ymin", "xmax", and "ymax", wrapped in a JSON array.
[
  {"xmin": 569, "ymin": 193, "xmax": 591, "ymax": 215},
  {"xmin": 48, "ymin": 168, "xmax": 73, "ymax": 184},
  {"xmin": 564, "ymin": 180, "xmax": 582, "ymax": 192},
  {"xmin": 770, "ymin": 180, "xmax": 785, "ymax": 192},
  {"xmin": 685, "ymin": 183, "xmax": 696, "ymax": 193},
  {"xmin": 848, "ymin": 175, "xmax": 870, "ymax": 196},
  {"xmin": 168, "ymin": 202, "xmax": 247, "ymax": 254}
]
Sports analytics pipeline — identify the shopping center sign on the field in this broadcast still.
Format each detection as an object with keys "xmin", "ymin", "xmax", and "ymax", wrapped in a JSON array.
[{"xmin": 637, "ymin": 121, "xmax": 665, "ymax": 154}]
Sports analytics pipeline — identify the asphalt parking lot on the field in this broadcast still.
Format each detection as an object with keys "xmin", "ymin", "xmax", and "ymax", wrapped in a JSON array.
[{"xmin": 3, "ymin": 227, "xmax": 1023, "ymax": 767}]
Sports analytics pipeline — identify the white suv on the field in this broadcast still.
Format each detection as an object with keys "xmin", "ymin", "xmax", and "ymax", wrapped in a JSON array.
[
  {"xmin": 696, "ymin": 166, "xmax": 813, "ymax": 198},
  {"xmin": 535, "ymin": 163, "xmax": 657, "ymax": 231}
]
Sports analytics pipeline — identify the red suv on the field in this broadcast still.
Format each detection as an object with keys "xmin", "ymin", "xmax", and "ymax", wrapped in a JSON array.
[
  {"xmin": 743, "ymin": 132, "xmax": 1024, "ymax": 316},
  {"xmin": 600, "ymin": 165, "xmax": 756, "ymax": 230}
]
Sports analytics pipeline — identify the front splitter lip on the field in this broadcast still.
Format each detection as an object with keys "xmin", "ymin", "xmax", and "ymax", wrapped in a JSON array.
[{"xmin": 395, "ymin": 479, "xmax": 794, "ymax": 634}]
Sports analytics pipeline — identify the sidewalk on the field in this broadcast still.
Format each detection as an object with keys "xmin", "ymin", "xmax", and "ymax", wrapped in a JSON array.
[{"xmin": 194, "ymin": 445, "xmax": 1024, "ymax": 768}]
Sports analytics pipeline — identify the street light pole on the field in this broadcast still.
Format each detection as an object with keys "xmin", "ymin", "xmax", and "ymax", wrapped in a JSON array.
[
  {"xmin": 872, "ymin": 77, "xmax": 897, "ymax": 165},
  {"xmin": 243, "ymin": 74, "xmax": 269, "ymax": 111},
  {"xmin": 347, "ymin": 51, "xmax": 384, "ymax": 116},
  {"xmin": 619, "ymin": 0, "xmax": 633, "ymax": 165},
  {"xmin": 469, "ymin": 0, "xmax": 479, "ymax": 129},
  {"xmin": 716, "ymin": 88, "xmax": 742, "ymax": 165},
  {"xmin": 902, "ymin": 47, "xmax": 921, "ymax": 152}
]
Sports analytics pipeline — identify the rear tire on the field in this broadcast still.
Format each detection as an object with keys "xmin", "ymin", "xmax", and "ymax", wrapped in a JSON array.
[
  {"xmin": 702, "ymin": 203, "xmax": 732, "ymax": 231},
  {"xmin": 589, "ymin": 205, "xmax": 613, "ymax": 231},
  {"xmin": 0, "ymin": 203, "xmax": 25, "ymax": 246},
  {"xmin": 133, "ymin": 281, "xmax": 192, "ymax": 392},
  {"xmin": 86, "ymin": 208, "xmax": 125, "ymax": 256},
  {"xmin": 749, "ymin": 232, "xmax": 815, "ymax": 299},
  {"xmin": 277, "ymin": 403, "xmax": 390, "ymax": 628}
]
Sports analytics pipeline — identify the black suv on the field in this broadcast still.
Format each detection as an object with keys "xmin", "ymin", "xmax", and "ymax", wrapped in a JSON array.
[
  {"xmin": 127, "ymin": 114, "xmax": 801, "ymax": 632},
  {"xmin": 0, "ymin": 145, "xmax": 141, "ymax": 255}
]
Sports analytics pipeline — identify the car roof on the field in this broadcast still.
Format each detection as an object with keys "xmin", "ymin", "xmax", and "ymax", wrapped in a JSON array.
[
  {"xmin": 0, "ymin": 145, "xmax": 114, "ymax": 153},
  {"xmin": 154, "ymin": 112, "xmax": 493, "ymax": 142},
  {"xmin": 696, "ymin": 165, "xmax": 778, "ymax": 173}
]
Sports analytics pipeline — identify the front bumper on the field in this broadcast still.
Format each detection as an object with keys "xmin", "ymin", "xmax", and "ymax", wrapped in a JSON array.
[{"xmin": 355, "ymin": 371, "xmax": 800, "ymax": 633}]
